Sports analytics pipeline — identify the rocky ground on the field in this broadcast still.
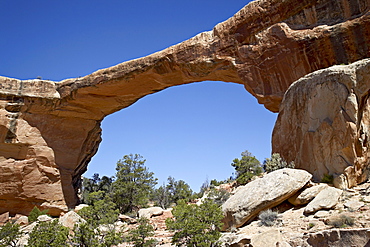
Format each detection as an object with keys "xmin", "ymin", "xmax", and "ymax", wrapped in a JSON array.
[{"xmin": 3, "ymin": 170, "xmax": 370, "ymax": 246}]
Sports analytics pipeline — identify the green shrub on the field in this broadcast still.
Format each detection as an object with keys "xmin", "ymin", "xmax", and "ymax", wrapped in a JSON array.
[
  {"xmin": 258, "ymin": 209, "xmax": 279, "ymax": 227},
  {"xmin": 328, "ymin": 214, "xmax": 355, "ymax": 228},
  {"xmin": 127, "ymin": 217, "xmax": 156, "ymax": 247},
  {"xmin": 207, "ymin": 188, "xmax": 231, "ymax": 206},
  {"xmin": 264, "ymin": 153, "xmax": 295, "ymax": 173},
  {"xmin": 0, "ymin": 222, "xmax": 23, "ymax": 247},
  {"xmin": 26, "ymin": 220, "xmax": 69, "ymax": 247},
  {"xmin": 321, "ymin": 174, "xmax": 334, "ymax": 184},
  {"xmin": 166, "ymin": 199, "xmax": 223, "ymax": 247},
  {"xmin": 28, "ymin": 206, "xmax": 49, "ymax": 222},
  {"xmin": 231, "ymin": 150, "xmax": 263, "ymax": 185}
]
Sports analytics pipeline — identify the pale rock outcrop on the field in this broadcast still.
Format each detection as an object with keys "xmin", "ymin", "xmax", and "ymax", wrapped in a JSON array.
[
  {"xmin": 0, "ymin": 0, "xmax": 369, "ymax": 215},
  {"xmin": 59, "ymin": 210, "xmax": 86, "ymax": 229},
  {"xmin": 138, "ymin": 207, "xmax": 164, "ymax": 219},
  {"xmin": 15, "ymin": 216, "xmax": 29, "ymax": 226},
  {"xmin": 250, "ymin": 228, "xmax": 288, "ymax": 247},
  {"xmin": 273, "ymin": 59, "xmax": 370, "ymax": 188},
  {"xmin": 218, "ymin": 233, "xmax": 251, "ymax": 247},
  {"xmin": 222, "ymin": 168, "xmax": 312, "ymax": 230},
  {"xmin": 288, "ymin": 184, "xmax": 329, "ymax": 206},
  {"xmin": 0, "ymin": 212, "xmax": 9, "ymax": 226},
  {"xmin": 37, "ymin": 214, "xmax": 53, "ymax": 222},
  {"xmin": 304, "ymin": 187, "xmax": 343, "ymax": 214},
  {"xmin": 119, "ymin": 214, "xmax": 137, "ymax": 224},
  {"xmin": 344, "ymin": 200, "xmax": 365, "ymax": 211},
  {"xmin": 74, "ymin": 204, "xmax": 89, "ymax": 213},
  {"xmin": 290, "ymin": 228, "xmax": 370, "ymax": 247}
]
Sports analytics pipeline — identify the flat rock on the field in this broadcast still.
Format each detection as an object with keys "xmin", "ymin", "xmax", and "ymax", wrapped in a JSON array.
[
  {"xmin": 119, "ymin": 214, "xmax": 137, "ymax": 224},
  {"xmin": 37, "ymin": 214, "xmax": 53, "ymax": 222},
  {"xmin": 288, "ymin": 184, "xmax": 328, "ymax": 206},
  {"xmin": 222, "ymin": 168, "xmax": 312, "ymax": 230},
  {"xmin": 250, "ymin": 228, "xmax": 285, "ymax": 247},
  {"xmin": 344, "ymin": 200, "xmax": 365, "ymax": 211},
  {"xmin": 304, "ymin": 187, "xmax": 342, "ymax": 214},
  {"xmin": 138, "ymin": 207, "xmax": 164, "ymax": 219},
  {"xmin": 314, "ymin": 210, "xmax": 330, "ymax": 219}
]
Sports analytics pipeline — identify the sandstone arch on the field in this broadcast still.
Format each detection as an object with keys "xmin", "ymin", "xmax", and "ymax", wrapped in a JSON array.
[{"xmin": 0, "ymin": 0, "xmax": 369, "ymax": 215}]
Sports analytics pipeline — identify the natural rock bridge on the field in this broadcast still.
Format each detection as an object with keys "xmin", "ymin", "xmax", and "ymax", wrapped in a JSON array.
[{"xmin": 0, "ymin": 0, "xmax": 369, "ymax": 215}]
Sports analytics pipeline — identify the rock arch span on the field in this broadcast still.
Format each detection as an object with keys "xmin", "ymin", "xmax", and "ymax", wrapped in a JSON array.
[{"xmin": 0, "ymin": 0, "xmax": 369, "ymax": 215}]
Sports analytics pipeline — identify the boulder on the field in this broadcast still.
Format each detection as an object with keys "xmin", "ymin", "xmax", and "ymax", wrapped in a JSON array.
[
  {"xmin": 15, "ymin": 216, "xmax": 29, "ymax": 226},
  {"xmin": 273, "ymin": 59, "xmax": 370, "ymax": 188},
  {"xmin": 138, "ymin": 207, "xmax": 164, "ymax": 219},
  {"xmin": 74, "ymin": 204, "xmax": 89, "ymax": 213},
  {"xmin": 0, "ymin": 212, "xmax": 9, "ymax": 226},
  {"xmin": 119, "ymin": 214, "xmax": 137, "ymax": 224},
  {"xmin": 288, "ymin": 184, "xmax": 328, "ymax": 206},
  {"xmin": 304, "ymin": 187, "xmax": 342, "ymax": 214},
  {"xmin": 59, "ymin": 211, "xmax": 86, "ymax": 229},
  {"xmin": 37, "ymin": 214, "xmax": 53, "ymax": 222},
  {"xmin": 222, "ymin": 168, "xmax": 312, "ymax": 230},
  {"xmin": 344, "ymin": 200, "xmax": 365, "ymax": 211}
]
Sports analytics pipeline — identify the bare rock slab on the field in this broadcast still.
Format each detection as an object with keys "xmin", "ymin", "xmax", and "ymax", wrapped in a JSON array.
[
  {"xmin": 288, "ymin": 183, "xmax": 328, "ymax": 206},
  {"xmin": 138, "ymin": 207, "xmax": 164, "ymax": 219},
  {"xmin": 304, "ymin": 187, "xmax": 342, "ymax": 214},
  {"xmin": 222, "ymin": 168, "xmax": 312, "ymax": 230}
]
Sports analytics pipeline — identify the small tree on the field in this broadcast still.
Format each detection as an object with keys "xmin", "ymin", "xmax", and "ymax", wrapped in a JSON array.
[
  {"xmin": 112, "ymin": 154, "xmax": 157, "ymax": 213},
  {"xmin": 28, "ymin": 206, "xmax": 49, "ymax": 222},
  {"xmin": 127, "ymin": 217, "xmax": 156, "ymax": 247},
  {"xmin": 166, "ymin": 176, "xmax": 193, "ymax": 204},
  {"xmin": 71, "ymin": 222, "xmax": 100, "ymax": 247},
  {"xmin": 0, "ymin": 222, "xmax": 23, "ymax": 247},
  {"xmin": 151, "ymin": 183, "xmax": 170, "ymax": 209},
  {"xmin": 231, "ymin": 150, "xmax": 263, "ymax": 185},
  {"xmin": 264, "ymin": 153, "xmax": 295, "ymax": 173},
  {"xmin": 75, "ymin": 192, "xmax": 123, "ymax": 247},
  {"xmin": 26, "ymin": 220, "xmax": 69, "ymax": 247},
  {"xmin": 166, "ymin": 199, "xmax": 223, "ymax": 247}
]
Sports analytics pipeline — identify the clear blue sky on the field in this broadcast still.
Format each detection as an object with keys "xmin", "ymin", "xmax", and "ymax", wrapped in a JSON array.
[{"xmin": 1, "ymin": 0, "xmax": 277, "ymax": 191}]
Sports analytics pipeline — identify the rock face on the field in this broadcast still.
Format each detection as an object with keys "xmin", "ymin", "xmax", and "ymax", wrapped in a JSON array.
[
  {"xmin": 273, "ymin": 59, "xmax": 370, "ymax": 188},
  {"xmin": 222, "ymin": 168, "xmax": 312, "ymax": 230},
  {"xmin": 0, "ymin": 0, "xmax": 369, "ymax": 215}
]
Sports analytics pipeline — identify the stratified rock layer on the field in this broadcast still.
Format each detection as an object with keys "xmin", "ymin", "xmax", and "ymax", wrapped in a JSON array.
[
  {"xmin": 273, "ymin": 59, "xmax": 370, "ymax": 188},
  {"xmin": 0, "ymin": 0, "xmax": 369, "ymax": 215}
]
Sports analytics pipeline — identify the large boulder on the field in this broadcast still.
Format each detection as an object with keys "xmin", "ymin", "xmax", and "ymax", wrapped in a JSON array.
[
  {"xmin": 138, "ymin": 207, "xmax": 164, "ymax": 219},
  {"xmin": 304, "ymin": 187, "xmax": 343, "ymax": 214},
  {"xmin": 288, "ymin": 183, "xmax": 329, "ymax": 206},
  {"xmin": 273, "ymin": 59, "xmax": 370, "ymax": 188},
  {"xmin": 59, "ymin": 211, "xmax": 86, "ymax": 229},
  {"xmin": 0, "ymin": 0, "xmax": 369, "ymax": 216},
  {"xmin": 222, "ymin": 168, "xmax": 312, "ymax": 230}
]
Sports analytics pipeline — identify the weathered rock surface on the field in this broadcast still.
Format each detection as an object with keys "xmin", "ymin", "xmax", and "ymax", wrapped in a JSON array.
[
  {"xmin": 304, "ymin": 187, "xmax": 343, "ymax": 214},
  {"xmin": 290, "ymin": 228, "xmax": 370, "ymax": 247},
  {"xmin": 59, "ymin": 210, "xmax": 85, "ymax": 229},
  {"xmin": 273, "ymin": 59, "xmax": 370, "ymax": 188},
  {"xmin": 138, "ymin": 207, "xmax": 164, "ymax": 219},
  {"xmin": 0, "ymin": 0, "xmax": 369, "ymax": 215},
  {"xmin": 288, "ymin": 183, "xmax": 328, "ymax": 206},
  {"xmin": 222, "ymin": 168, "xmax": 311, "ymax": 230}
]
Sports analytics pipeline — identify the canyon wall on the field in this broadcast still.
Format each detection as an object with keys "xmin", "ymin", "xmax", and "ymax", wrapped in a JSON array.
[{"xmin": 0, "ymin": 0, "xmax": 369, "ymax": 215}]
